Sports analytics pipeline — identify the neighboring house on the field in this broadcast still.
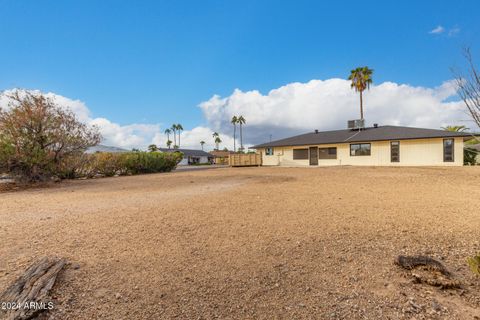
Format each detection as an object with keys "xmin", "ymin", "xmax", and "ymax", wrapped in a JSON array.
[
  {"xmin": 159, "ymin": 148, "xmax": 213, "ymax": 165},
  {"xmin": 209, "ymin": 150, "xmax": 234, "ymax": 164},
  {"xmin": 253, "ymin": 125, "xmax": 473, "ymax": 167},
  {"xmin": 86, "ymin": 145, "xmax": 129, "ymax": 153}
]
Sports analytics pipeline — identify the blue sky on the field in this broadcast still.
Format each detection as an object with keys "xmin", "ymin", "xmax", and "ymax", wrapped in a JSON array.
[{"xmin": 0, "ymin": 1, "xmax": 478, "ymax": 149}]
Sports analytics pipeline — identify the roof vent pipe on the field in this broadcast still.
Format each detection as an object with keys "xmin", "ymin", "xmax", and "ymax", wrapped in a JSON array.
[{"xmin": 373, "ymin": 123, "xmax": 378, "ymax": 128}]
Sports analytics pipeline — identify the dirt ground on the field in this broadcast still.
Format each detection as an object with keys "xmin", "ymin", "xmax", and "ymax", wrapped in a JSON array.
[{"xmin": 1, "ymin": 166, "xmax": 480, "ymax": 319}]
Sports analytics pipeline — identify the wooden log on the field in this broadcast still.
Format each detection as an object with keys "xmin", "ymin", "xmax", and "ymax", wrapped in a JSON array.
[{"xmin": 0, "ymin": 256, "xmax": 66, "ymax": 320}]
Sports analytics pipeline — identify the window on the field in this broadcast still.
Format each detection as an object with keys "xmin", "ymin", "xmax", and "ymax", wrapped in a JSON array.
[
  {"xmin": 293, "ymin": 148, "xmax": 309, "ymax": 160},
  {"xmin": 443, "ymin": 139, "xmax": 454, "ymax": 162},
  {"xmin": 350, "ymin": 143, "xmax": 371, "ymax": 156},
  {"xmin": 318, "ymin": 147, "xmax": 337, "ymax": 159},
  {"xmin": 391, "ymin": 141, "xmax": 400, "ymax": 162},
  {"xmin": 265, "ymin": 147, "xmax": 274, "ymax": 156}
]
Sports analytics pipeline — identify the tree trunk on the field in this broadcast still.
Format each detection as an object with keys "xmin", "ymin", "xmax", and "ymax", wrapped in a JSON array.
[
  {"xmin": 240, "ymin": 124, "xmax": 243, "ymax": 151},
  {"xmin": 360, "ymin": 90, "xmax": 364, "ymax": 120},
  {"xmin": 0, "ymin": 257, "xmax": 66, "ymax": 320},
  {"xmin": 233, "ymin": 125, "xmax": 236, "ymax": 152},
  {"xmin": 178, "ymin": 131, "xmax": 181, "ymax": 148}
]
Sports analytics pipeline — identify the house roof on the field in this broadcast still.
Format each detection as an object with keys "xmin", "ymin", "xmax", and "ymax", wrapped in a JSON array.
[
  {"xmin": 209, "ymin": 150, "xmax": 234, "ymax": 157},
  {"xmin": 253, "ymin": 125, "xmax": 474, "ymax": 148},
  {"xmin": 158, "ymin": 148, "xmax": 213, "ymax": 157},
  {"xmin": 86, "ymin": 144, "xmax": 129, "ymax": 153}
]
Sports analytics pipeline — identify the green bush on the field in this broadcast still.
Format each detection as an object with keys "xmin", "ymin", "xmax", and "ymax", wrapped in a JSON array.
[
  {"xmin": 122, "ymin": 151, "xmax": 182, "ymax": 174},
  {"xmin": 62, "ymin": 151, "xmax": 183, "ymax": 178}
]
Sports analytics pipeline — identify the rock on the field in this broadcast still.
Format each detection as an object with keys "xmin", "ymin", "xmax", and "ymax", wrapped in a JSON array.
[
  {"xmin": 115, "ymin": 293, "xmax": 122, "ymax": 299},
  {"xmin": 431, "ymin": 300, "xmax": 442, "ymax": 312}
]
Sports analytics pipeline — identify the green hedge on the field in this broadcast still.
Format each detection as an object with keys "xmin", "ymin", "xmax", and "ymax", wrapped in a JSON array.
[{"xmin": 58, "ymin": 151, "xmax": 183, "ymax": 179}]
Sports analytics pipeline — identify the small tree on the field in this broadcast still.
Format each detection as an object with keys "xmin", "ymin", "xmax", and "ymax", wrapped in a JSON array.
[
  {"xmin": 148, "ymin": 144, "xmax": 158, "ymax": 152},
  {"xmin": 0, "ymin": 91, "xmax": 101, "ymax": 181}
]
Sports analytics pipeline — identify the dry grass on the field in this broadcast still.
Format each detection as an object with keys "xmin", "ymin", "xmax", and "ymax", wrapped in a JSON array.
[{"xmin": 1, "ymin": 166, "xmax": 480, "ymax": 319}]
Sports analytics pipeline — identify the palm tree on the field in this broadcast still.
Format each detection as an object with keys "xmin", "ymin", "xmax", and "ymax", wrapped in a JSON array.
[
  {"xmin": 348, "ymin": 66, "xmax": 373, "ymax": 120},
  {"xmin": 166, "ymin": 140, "xmax": 172, "ymax": 149},
  {"xmin": 164, "ymin": 128, "xmax": 172, "ymax": 149},
  {"xmin": 442, "ymin": 125, "xmax": 468, "ymax": 132},
  {"xmin": 148, "ymin": 144, "xmax": 158, "ymax": 152},
  {"xmin": 237, "ymin": 116, "xmax": 246, "ymax": 152},
  {"xmin": 176, "ymin": 124, "xmax": 183, "ymax": 147},
  {"xmin": 200, "ymin": 140, "xmax": 205, "ymax": 151},
  {"xmin": 171, "ymin": 124, "xmax": 177, "ymax": 148},
  {"xmin": 215, "ymin": 136, "xmax": 222, "ymax": 150},
  {"xmin": 212, "ymin": 132, "xmax": 219, "ymax": 150},
  {"xmin": 231, "ymin": 116, "xmax": 238, "ymax": 152}
]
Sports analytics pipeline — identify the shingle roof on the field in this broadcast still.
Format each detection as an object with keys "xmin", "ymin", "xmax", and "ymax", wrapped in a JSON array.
[
  {"xmin": 158, "ymin": 148, "xmax": 213, "ymax": 157},
  {"xmin": 253, "ymin": 125, "xmax": 474, "ymax": 148}
]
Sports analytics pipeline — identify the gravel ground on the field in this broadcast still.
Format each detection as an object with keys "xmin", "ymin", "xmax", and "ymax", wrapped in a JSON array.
[{"xmin": 1, "ymin": 166, "xmax": 480, "ymax": 319}]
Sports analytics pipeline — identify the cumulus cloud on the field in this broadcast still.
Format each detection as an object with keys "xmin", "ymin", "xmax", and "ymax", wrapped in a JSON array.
[
  {"xmin": 199, "ymin": 79, "xmax": 468, "ymax": 145},
  {"xmin": 1, "ymin": 78, "xmax": 470, "ymax": 150},
  {"xmin": 429, "ymin": 25, "xmax": 445, "ymax": 34},
  {"xmin": 0, "ymin": 88, "xmax": 237, "ymax": 151}
]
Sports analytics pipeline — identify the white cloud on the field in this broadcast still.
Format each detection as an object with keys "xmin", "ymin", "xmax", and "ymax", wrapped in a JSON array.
[
  {"xmin": 1, "ymin": 78, "xmax": 472, "ymax": 151},
  {"xmin": 429, "ymin": 25, "xmax": 460, "ymax": 37},
  {"xmin": 0, "ymin": 89, "xmax": 237, "ymax": 151},
  {"xmin": 448, "ymin": 26, "xmax": 460, "ymax": 36},
  {"xmin": 429, "ymin": 25, "xmax": 445, "ymax": 34},
  {"xmin": 199, "ymin": 79, "xmax": 470, "ymax": 145}
]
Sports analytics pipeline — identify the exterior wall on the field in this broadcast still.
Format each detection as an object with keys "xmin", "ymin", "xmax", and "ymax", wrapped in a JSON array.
[
  {"xmin": 178, "ymin": 156, "xmax": 211, "ymax": 165},
  {"xmin": 260, "ymin": 137, "xmax": 464, "ymax": 167}
]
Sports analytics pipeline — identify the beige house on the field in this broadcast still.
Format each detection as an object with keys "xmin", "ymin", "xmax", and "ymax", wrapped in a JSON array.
[{"xmin": 253, "ymin": 125, "xmax": 473, "ymax": 167}]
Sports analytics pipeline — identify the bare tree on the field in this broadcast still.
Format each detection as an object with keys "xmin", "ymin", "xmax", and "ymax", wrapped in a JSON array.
[{"xmin": 454, "ymin": 48, "xmax": 480, "ymax": 128}]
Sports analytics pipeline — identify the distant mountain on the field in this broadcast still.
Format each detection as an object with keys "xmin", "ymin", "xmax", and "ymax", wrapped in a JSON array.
[{"xmin": 85, "ymin": 144, "xmax": 129, "ymax": 154}]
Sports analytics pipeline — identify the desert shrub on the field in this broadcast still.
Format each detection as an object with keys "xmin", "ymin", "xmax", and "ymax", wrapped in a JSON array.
[
  {"xmin": 464, "ymin": 147, "xmax": 478, "ymax": 165},
  {"xmin": 0, "ymin": 91, "xmax": 101, "ymax": 182},
  {"xmin": 467, "ymin": 253, "xmax": 480, "ymax": 276},
  {"xmin": 91, "ymin": 152, "xmax": 126, "ymax": 177},
  {"xmin": 56, "ymin": 153, "xmax": 95, "ymax": 179},
  {"xmin": 122, "ymin": 151, "xmax": 182, "ymax": 174}
]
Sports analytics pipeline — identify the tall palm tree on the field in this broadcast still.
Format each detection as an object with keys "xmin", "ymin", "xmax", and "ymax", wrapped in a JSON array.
[
  {"xmin": 214, "ymin": 136, "xmax": 222, "ymax": 150},
  {"xmin": 237, "ymin": 116, "xmax": 246, "ymax": 151},
  {"xmin": 200, "ymin": 140, "xmax": 205, "ymax": 151},
  {"xmin": 348, "ymin": 66, "xmax": 373, "ymax": 120},
  {"xmin": 176, "ymin": 124, "xmax": 183, "ymax": 147},
  {"xmin": 212, "ymin": 132, "xmax": 219, "ymax": 150},
  {"xmin": 166, "ymin": 140, "xmax": 172, "ymax": 149},
  {"xmin": 148, "ymin": 144, "xmax": 158, "ymax": 152},
  {"xmin": 164, "ymin": 128, "xmax": 172, "ymax": 149},
  {"xmin": 171, "ymin": 124, "xmax": 177, "ymax": 148},
  {"xmin": 231, "ymin": 116, "xmax": 238, "ymax": 152}
]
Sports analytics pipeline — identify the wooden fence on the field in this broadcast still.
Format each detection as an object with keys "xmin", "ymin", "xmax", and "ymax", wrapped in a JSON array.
[{"xmin": 229, "ymin": 153, "xmax": 262, "ymax": 167}]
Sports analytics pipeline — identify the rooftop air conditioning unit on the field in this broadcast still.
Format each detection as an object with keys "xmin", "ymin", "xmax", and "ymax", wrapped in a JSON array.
[{"xmin": 348, "ymin": 119, "xmax": 365, "ymax": 130}]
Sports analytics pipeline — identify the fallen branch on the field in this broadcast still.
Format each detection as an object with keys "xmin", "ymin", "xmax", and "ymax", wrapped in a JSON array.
[
  {"xmin": 0, "ymin": 256, "xmax": 66, "ymax": 320},
  {"xmin": 395, "ymin": 255, "xmax": 461, "ymax": 289}
]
